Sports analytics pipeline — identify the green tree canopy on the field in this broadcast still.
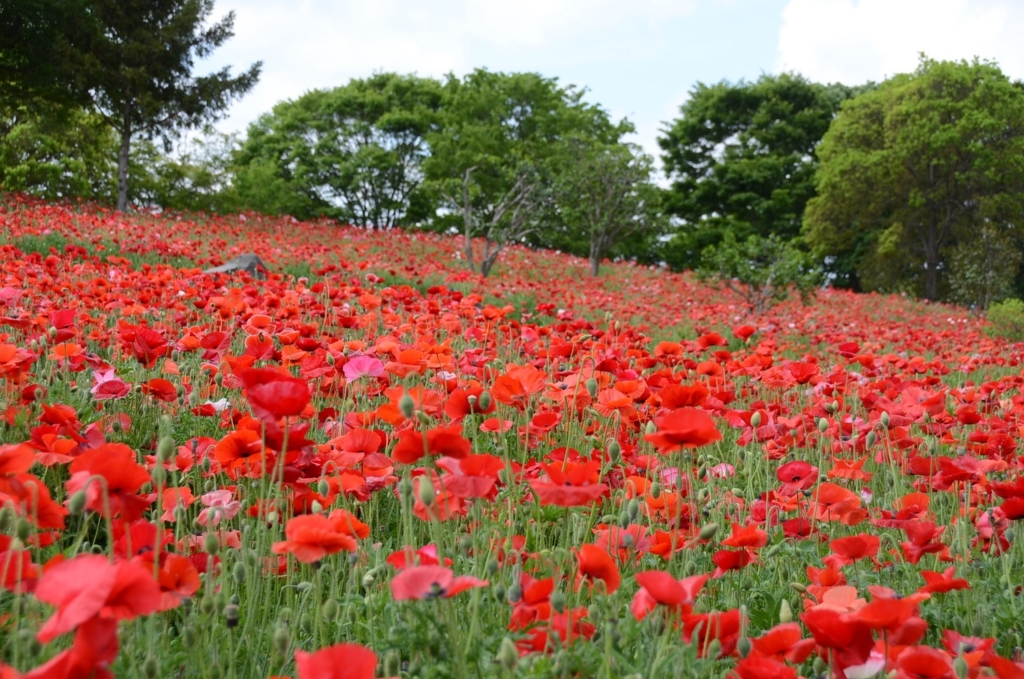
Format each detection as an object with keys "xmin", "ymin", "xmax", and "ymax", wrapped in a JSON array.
[
  {"xmin": 658, "ymin": 73, "xmax": 864, "ymax": 271},
  {"xmin": 804, "ymin": 57, "xmax": 1024, "ymax": 302},
  {"xmin": 424, "ymin": 69, "xmax": 627, "ymax": 276},
  {"xmin": 547, "ymin": 139, "xmax": 663, "ymax": 275},
  {"xmin": 235, "ymin": 73, "xmax": 443, "ymax": 226},
  {"xmin": 61, "ymin": 0, "xmax": 260, "ymax": 212}
]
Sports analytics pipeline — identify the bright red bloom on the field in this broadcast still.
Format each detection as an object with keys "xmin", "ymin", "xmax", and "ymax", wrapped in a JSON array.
[
  {"xmin": 390, "ymin": 565, "xmax": 488, "ymax": 600},
  {"xmin": 391, "ymin": 423, "xmax": 471, "ymax": 464},
  {"xmin": 800, "ymin": 607, "xmax": 874, "ymax": 673},
  {"xmin": 630, "ymin": 570, "xmax": 708, "ymax": 620},
  {"xmin": 895, "ymin": 646, "xmax": 953, "ymax": 679},
  {"xmin": 683, "ymin": 608, "xmax": 742, "ymax": 657},
  {"xmin": 824, "ymin": 534, "xmax": 880, "ymax": 568},
  {"xmin": 732, "ymin": 655, "xmax": 796, "ymax": 679},
  {"xmin": 272, "ymin": 514, "xmax": 359, "ymax": 563},
  {"xmin": 235, "ymin": 367, "xmax": 311, "ymax": 421},
  {"xmin": 751, "ymin": 622, "xmax": 815, "ymax": 664},
  {"xmin": 35, "ymin": 555, "xmax": 162, "ymax": 643},
  {"xmin": 294, "ymin": 643, "xmax": 378, "ymax": 679},
  {"xmin": 711, "ymin": 549, "xmax": 753, "ymax": 577},
  {"xmin": 721, "ymin": 523, "xmax": 768, "ymax": 549},
  {"xmin": 918, "ymin": 568, "xmax": 970, "ymax": 594},
  {"xmin": 644, "ymin": 407, "xmax": 722, "ymax": 453},
  {"xmin": 574, "ymin": 544, "xmax": 620, "ymax": 594},
  {"xmin": 530, "ymin": 459, "xmax": 608, "ymax": 507},
  {"xmin": 65, "ymin": 443, "xmax": 152, "ymax": 521}
]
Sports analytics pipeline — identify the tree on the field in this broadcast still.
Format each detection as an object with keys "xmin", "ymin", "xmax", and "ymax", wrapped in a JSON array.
[
  {"xmin": 804, "ymin": 58, "xmax": 1024, "ymax": 301},
  {"xmin": 698, "ymin": 232, "xmax": 819, "ymax": 315},
  {"xmin": 0, "ymin": 0, "xmax": 91, "ymax": 113},
  {"xmin": 0, "ymin": 105, "xmax": 116, "ymax": 201},
  {"xmin": 63, "ymin": 0, "xmax": 260, "ymax": 212},
  {"xmin": 424, "ymin": 69, "xmax": 625, "ymax": 276},
  {"xmin": 235, "ymin": 73, "xmax": 442, "ymax": 226},
  {"xmin": 548, "ymin": 139, "xmax": 663, "ymax": 275},
  {"xmin": 658, "ymin": 73, "xmax": 866, "ymax": 271}
]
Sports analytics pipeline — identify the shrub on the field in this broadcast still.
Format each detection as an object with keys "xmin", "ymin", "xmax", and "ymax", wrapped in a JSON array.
[{"xmin": 986, "ymin": 298, "xmax": 1024, "ymax": 341}]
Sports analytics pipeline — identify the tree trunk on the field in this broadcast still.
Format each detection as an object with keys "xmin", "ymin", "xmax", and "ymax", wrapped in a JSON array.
[
  {"xmin": 116, "ymin": 102, "xmax": 132, "ymax": 213},
  {"xmin": 590, "ymin": 256, "xmax": 600, "ymax": 276}
]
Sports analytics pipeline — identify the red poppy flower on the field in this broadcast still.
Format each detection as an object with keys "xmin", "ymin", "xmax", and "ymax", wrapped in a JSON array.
[
  {"xmin": 294, "ymin": 643, "xmax": 379, "ymax": 679},
  {"xmin": 491, "ymin": 365, "xmax": 547, "ymax": 410},
  {"xmin": 235, "ymin": 367, "xmax": 311, "ymax": 421},
  {"xmin": 391, "ymin": 423, "xmax": 471, "ymax": 464},
  {"xmin": 711, "ymin": 549, "xmax": 753, "ymax": 577},
  {"xmin": 824, "ymin": 534, "xmax": 880, "ymax": 568},
  {"xmin": 918, "ymin": 568, "xmax": 970, "ymax": 594},
  {"xmin": 776, "ymin": 460, "xmax": 818, "ymax": 493},
  {"xmin": 530, "ymin": 460, "xmax": 608, "ymax": 507},
  {"xmin": 721, "ymin": 523, "xmax": 768, "ymax": 549},
  {"xmin": 573, "ymin": 544, "xmax": 620, "ymax": 594},
  {"xmin": 895, "ymin": 646, "xmax": 953, "ymax": 679},
  {"xmin": 272, "ymin": 514, "xmax": 359, "ymax": 563},
  {"xmin": 65, "ymin": 443, "xmax": 152, "ymax": 522},
  {"xmin": 732, "ymin": 655, "xmax": 797, "ymax": 679},
  {"xmin": 35, "ymin": 554, "xmax": 162, "ymax": 642},
  {"xmin": 644, "ymin": 407, "xmax": 722, "ymax": 454},
  {"xmin": 751, "ymin": 622, "xmax": 815, "ymax": 664},
  {"xmin": 800, "ymin": 607, "xmax": 874, "ymax": 672},
  {"xmin": 390, "ymin": 565, "xmax": 488, "ymax": 600},
  {"xmin": 683, "ymin": 608, "xmax": 742, "ymax": 657},
  {"xmin": 630, "ymin": 570, "xmax": 708, "ymax": 620}
]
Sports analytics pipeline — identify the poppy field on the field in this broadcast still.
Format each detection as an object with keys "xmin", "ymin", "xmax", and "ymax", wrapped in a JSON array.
[{"xmin": 2, "ymin": 195, "xmax": 1024, "ymax": 679}]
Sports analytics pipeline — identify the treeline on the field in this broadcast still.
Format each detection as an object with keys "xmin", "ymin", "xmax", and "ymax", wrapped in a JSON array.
[{"xmin": 3, "ymin": 2, "xmax": 1024, "ymax": 305}]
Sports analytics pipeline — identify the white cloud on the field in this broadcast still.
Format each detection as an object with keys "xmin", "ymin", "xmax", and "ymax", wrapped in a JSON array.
[
  {"xmin": 775, "ymin": 0, "xmax": 1024, "ymax": 85},
  {"xmin": 208, "ymin": 0, "xmax": 698, "ymax": 136}
]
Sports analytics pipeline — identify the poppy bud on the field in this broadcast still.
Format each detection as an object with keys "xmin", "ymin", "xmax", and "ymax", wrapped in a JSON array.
[
  {"xmin": 157, "ymin": 435, "xmax": 175, "ymax": 463},
  {"xmin": 138, "ymin": 655, "xmax": 158, "ymax": 679},
  {"xmin": 384, "ymin": 651, "xmax": 401, "ymax": 676},
  {"xmin": 626, "ymin": 499, "xmax": 640, "ymax": 520},
  {"xmin": 866, "ymin": 430, "xmax": 877, "ymax": 448},
  {"xmin": 272, "ymin": 623, "xmax": 291, "ymax": 656},
  {"xmin": 953, "ymin": 655, "xmax": 969, "ymax": 679},
  {"xmin": 151, "ymin": 466, "xmax": 166, "ymax": 486},
  {"xmin": 233, "ymin": 561, "xmax": 247, "ymax": 583},
  {"xmin": 697, "ymin": 465, "xmax": 708, "ymax": 481},
  {"xmin": 585, "ymin": 377, "xmax": 599, "ymax": 399},
  {"xmin": 683, "ymin": 561, "xmax": 697, "ymax": 576},
  {"xmin": 645, "ymin": 420, "xmax": 657, "ymax": 436},
  {"xmin": 497, "ymin": 637, "xmax": 518, "ymax": 671},
  {"xmin": 310, "ymin": 500, "xmax": 324, "ymax": 514},
  {"xmin": 550, "ymin": 590, "xmax": 566, "ymax": 614},
  {"xmin": 224, "ymin": 604, "xmax": 239, "ymax": 629},
  {"xmin": 607, "ymin": 440, "xmax": 621, "ymax": 461},
  {"xmin": 15, "ymin": 517, "xmax": 31, "ymax": 541},
  {"xmin": 705, "ymin": 639, "xmax": 722, "ymax": 659},
  {"xmin": 300, "ymin": 611, "xmax": 312, "ymax": 634},
  {"xmin": 418, "ymin": 476, "xmax": 435, "ymax": 507},
  {"xmin": 736, "ymin": 636, "xmax": 751, "ymax": 658},
  {"xmin": 477, "ymin": 391, "xmax": 492, "ymax": 411},
  {"xmin": 649, "ymin": 483, "xmax": 661, "ymax": 499},
  {"xmin": 880, "ymin": 411, "xmax": 890, "ymax": 427},
  {"xmin": 779, "ymin": 599, "xmax": 793, "ymax": 623},
  {"xmin": 813, "ymin": 657, "xmax": 827, "ymax": 676},
  {"xmin": 399, "ymin": 393, "xmax": 416, "ymax": 419},
  {"xmin": 204, "ymin": 533, "xmax": 220, "ymax": 556},
  {"xmin": 506, "ymin": 582, "xmax": 522, "ymax": 604},
  {"xmin": 487, "ymin": 557, "xmax": 499, "ymax": 575},
  {"xmin": 817, "ymin": 418, "xmax": 828, "ymax": 433},
  {"xmin": 698, "ymin": 522, "xmax": 719, "ymax": 541},
  {"xmin": 200, "ymin": 596, "xmax": 215, "ymax": 615},
  {"xmin": 317, "ymin": 478, "xmax": 330, "ymax": 497},
  {"xmin": 68, "ymin": 490, "xmax": 88, "ymax": 515},
  {"xmin": 789, "ymin": 582, "xmax": 807, "ymax": 593},
  {"xmin": 458, "ymin": 534, "xmax": 473, "ymax": 554},
  {"xmin": 618, "ymin": 511, "xmax": 631, "ymax": 528},
  {"xmin": 491, "ymin": 582, "xmax": 506, "ymax": 603},
  {"xmin": 750, "ymin": 412, "xmax": 761, "ymax": 427}
]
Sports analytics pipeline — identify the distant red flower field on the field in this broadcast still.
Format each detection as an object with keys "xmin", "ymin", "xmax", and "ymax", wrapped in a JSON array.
[{"xmin": 1, "ymin": 195, "xmax": 1024, "ymax": 678}]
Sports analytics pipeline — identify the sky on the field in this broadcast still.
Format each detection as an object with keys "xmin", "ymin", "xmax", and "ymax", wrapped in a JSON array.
[{"xmin": 205, "ymin": 0, "xmax": 1024, "ymax": 160}]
